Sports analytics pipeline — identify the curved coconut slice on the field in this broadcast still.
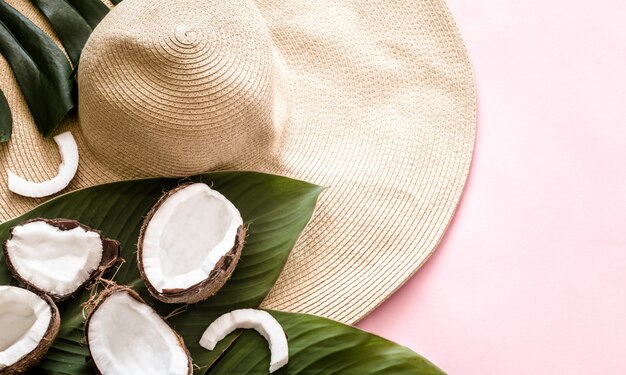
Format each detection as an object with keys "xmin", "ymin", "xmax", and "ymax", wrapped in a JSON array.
[
  {"xmin": 7, "ymin": 131, "xmax": 79, "ymax": 198},
  {"xmin": 4, "ymin": 219, "xmax": 120, "ymax": 301},
  {"xmin": 86, "ymin": 286, "xmax": 192, "ymax": 375},
  {"xmin": 138, "ymin": 183, "xmax": 246, "ymax": 304},
  {"xmin": 0, "ymin": 286, "xmax": 60, "ymax": 374},
  {"xmin": 200, "ymin": 309, "xmax": 288, "ymax": 373}
]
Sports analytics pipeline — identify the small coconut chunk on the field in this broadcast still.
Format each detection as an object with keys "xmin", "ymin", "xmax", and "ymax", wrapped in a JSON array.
[
  {"xmin": 4, "ymin": 219, "xmax": 120, "ymax": 301},
  {"xmin": 0, "ymin": 286, "xmax": 60, "ymax": 373},
  {"xmin": 200, "ymin": 309, "xmax": 288, "ymax": 373},
  {"xmin": 7, "ymin": 131, "xmax": 79, "ymax": 198},
  {"xmin": 86, "ymin": 287, "xmax": 192, "ymax": 375},
  {"xmin": 138, "ymin": 183, "xmax": 245, "ymax": 304}
]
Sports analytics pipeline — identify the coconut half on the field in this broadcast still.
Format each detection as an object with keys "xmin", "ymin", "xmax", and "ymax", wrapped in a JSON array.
[
  {"xmin": 0, "ymin": 286, "xmax": 60, "ymax": 374},
  {"xmin": 200, "ymin": 309, "xmax": 288, "ymax": 373},
  {"xmin": 138, "ymin": 183, "xmax": 246, "ymax": 304},
  {"xmin": 3, "ymin": 219, "xmax": 120, "ymax": 301},
  {"xmin": 86, "ymin": 286, "xmax": 192, "ymax": 375}
]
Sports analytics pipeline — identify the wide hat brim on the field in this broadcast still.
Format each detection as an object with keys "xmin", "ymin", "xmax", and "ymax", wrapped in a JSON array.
[{"xmin": 0, "ymin": 0, "xmax": 475, "ymax": 323}]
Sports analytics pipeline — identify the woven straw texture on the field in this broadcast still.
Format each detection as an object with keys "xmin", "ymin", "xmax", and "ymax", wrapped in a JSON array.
[{"xmin": 0, "ymin": 0, "xmax": 475, "ymax": 324}]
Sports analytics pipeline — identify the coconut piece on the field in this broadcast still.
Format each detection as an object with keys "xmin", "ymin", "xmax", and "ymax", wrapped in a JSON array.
[
  {"xmin": 86, "ymin": 286, "xmax": 192, "ymax": 375},
  {"xmin": 200, "ymin": 309, "xmax": 288, "ymax": 373},
  {"xmin": 4, "ymin": 219, "xmax": 120, "ymax": 301},
  {"xmin": 7, "ymin": 131, "xmax": 79, "ymax": 198},
  {"xmin": 0, "ymin": 286, "xmax": 60, "ymax": 374},
  {"xmin": 138, "ymin": 183, "xmax": 245, "ymax": 304}
]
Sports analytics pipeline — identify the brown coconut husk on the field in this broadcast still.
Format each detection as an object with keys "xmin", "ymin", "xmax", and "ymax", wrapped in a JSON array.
[
  {"xmin": 3, "ymin": 218, "xmax": 121, "ymax": 302},
  {"xmin": 2, "ymin": 293, "xmax": 60, "ymax": 375},
  {"xmin": 84, "ymin": 285, "xmax": 193, "ymax": 375},
  {"xmin": 137, "ymin": 184, "xmax": 246, "ymax": 304}
]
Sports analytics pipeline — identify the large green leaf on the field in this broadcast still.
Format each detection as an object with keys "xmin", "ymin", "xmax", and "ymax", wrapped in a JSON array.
[
  {"xmin": 0, "ymin": 88, "xmax": 10, "ymax": 142},
  {"xmin": 29, "ymin": 0, "xmax": 95, "ymax": 64},
  {"xmin": 208, "ymin": 310, "xmax": 444, "ymax": 374},
  {"xmin": 0, "ymin": 171, "xmax": 443, "ymax": 374},
  {"xmin": 0, "ymin": 171, "xmax": 323, "ymax": 374},
  {"xmin": 0, "ymin": 0, "xmax": 75, "ymax": 137},
  {"xmin": 65, "ymin": 0, "xmax": 109, "ymax": 29}
]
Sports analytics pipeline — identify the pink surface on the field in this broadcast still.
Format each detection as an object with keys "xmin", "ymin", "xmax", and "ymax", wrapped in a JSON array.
[{"xmin": 357, "ymin": 1, "xmax": 626, "ymax": 374}]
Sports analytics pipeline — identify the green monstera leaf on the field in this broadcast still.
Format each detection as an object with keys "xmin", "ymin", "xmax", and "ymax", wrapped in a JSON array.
[
  {"xmin": 0, "ymin": 0, "xmax": 75, "ymax": 138},
  {"xmin": 0, "ymin": 0, "xmax": 109, "ymax": 141},
  {"xmin": 0, "ymin": 171, "xmax": 443, "ymax": 374},
  {"xmin": 29, "ymin": 0, "xmax": 109, "ymax": 64},
  {"xmin": 0, "ymin": 88, "xmax": 10, "ymax": 142},
  {"xmin": 63, "ymin": 0, "xmax": 109, "ymax": 29}
]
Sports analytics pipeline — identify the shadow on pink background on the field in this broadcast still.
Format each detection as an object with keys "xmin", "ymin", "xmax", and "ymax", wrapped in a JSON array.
[{"xmin": 358, "ymin": 1, "xmax": 626, "ymax": 373}]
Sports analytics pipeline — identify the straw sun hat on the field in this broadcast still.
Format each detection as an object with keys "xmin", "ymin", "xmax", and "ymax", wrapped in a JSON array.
[{"xmin": 0, "ymin": 0, "xmax": 475, "ymax": 323}]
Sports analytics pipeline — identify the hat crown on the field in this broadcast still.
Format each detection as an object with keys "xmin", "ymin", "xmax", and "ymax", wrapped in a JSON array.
[{"xmin": 78, "ymin": 0, "xmax": 284, "ymax": 176}]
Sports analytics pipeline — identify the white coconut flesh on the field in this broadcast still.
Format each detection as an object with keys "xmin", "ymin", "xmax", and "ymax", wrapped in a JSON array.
[
  {"xmin": 200, "ymin": 309, "xmax": 288, "ymax": 373},
  {"xmin": 7, "ymin": 131, "xmax": 79, "ymax": 198},
  {"xmin": 0, "ymin": 286, "xmax": 52, "ymax": 369},
  {"xmin": 141, "ymin": 183, "xmax": 243, "ymax": 292},
  {"xmin": 5, "ymin": 221, "xmax": 104, "ymax": 297},
  {"xmin": 87, "ymin": 290, "xmax": 190, "ymax": 375}
]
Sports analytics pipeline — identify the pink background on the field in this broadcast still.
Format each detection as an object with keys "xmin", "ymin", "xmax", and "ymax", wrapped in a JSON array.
[{"xmin": 357, "ymin": 1, "xmax": 626, "ymax": 374}]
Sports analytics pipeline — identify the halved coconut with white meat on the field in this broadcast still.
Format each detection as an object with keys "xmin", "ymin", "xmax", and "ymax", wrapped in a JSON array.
[
  {"xmin": 0, "ymin": 286, "xmax": 60, "ymax": 374},
  {"xmin": 138, "ymin": 183, "xmax": 246, "ymax": 304},
  {"xmin": 200, "ymin": 309, "xmax": 288, "ymax": 373},
  {"xmin": 3, "ymin": 219, "xmax": 120, "ymax": 301},
  {"xmin": 86, "ymin": 286, "xmax": 192, "ymax": 375}
]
